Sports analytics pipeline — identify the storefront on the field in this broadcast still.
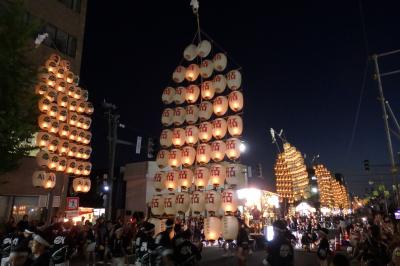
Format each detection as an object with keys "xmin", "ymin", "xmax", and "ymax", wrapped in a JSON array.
[{"xmin": 64, "ymin": 207, "xmax": 105, "ymax": 225}]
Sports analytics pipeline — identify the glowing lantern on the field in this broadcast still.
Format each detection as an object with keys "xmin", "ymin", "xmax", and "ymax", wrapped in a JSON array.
[
  {"xmin": 39, "ymin": 98, "xmax": 51, "ymax": 113},
  {"xmin": 82, "ymin": 117, "xmax": 92, "ymax": 130},
  {"xmin": 226, "ymin": 138, "xmax": 241, "ymax": 160},
  {"xmin": 83, "ymin": 146, "xmax": 92, "ymax": 159},
  {"xmin": 172, "ymin": 65, "xmax": 186, "ymax": 83},
  {"xmin": 198, "ymin": 122, "xmax": 212, "ymax": 142},
  {"xmin": 47, "ymin": 153, "xmax": 59, "ymax": 170},
  {"xmin": 175, "ymin": 192, "xmax": 190, "ymax": 213},
  {"xmin": 200, "ymin": 60, "xmax": 213, "ymax": 78},
  {"xmin": 73, "ymin": 87, "xmax": 82, "ymax": 100},
  {"xmin": 45, "ymin": 59, "xmax": 58, "ymax": 73},
  {"xmin": 185, "ymin": 85, "xmax": 200, "ymax": 104},
  {"xmin": 205, "ymin": 190, "xmax": 221, "ymax": 214},
  {"xmin": 60, "ymin": 59, "xmax": 71, "ymax": 70},
  {"xmin": 40, "ymin": 73, "xmax": 57, "ymax": 87},
  {"xmin": 178, "ymin": 168, "xmax": 193, "ymax": 188},
  {"xmin": 162, "ymin": 87, "xmax": 175, "ymax": 104},
  {"xmin": 164, "ymin": 193, "xmax": 176, "ymax": 215},
  {"xmin": 204, "ymin": 217, "xmax": 221, "ymax": 241},
  {"xmin": 57, "ymin": 93, "xmax": 69, "ymax": 108},
  {"xmin": 174, "ymin": 87, "xmax": 186, "ymax": 105},
  {"xmin": 68, "ymin": 112, "xmax": 78, "ymax": 126},
  {"xmin": 213, "ymin": 53, "xmax": 227, "ymax": 72},
  {"xmin": 185, "ymin": 105, "xmax": 199, "ymax": 124},
  {"xmin": 172, "ymin": 128, "xmax": 185, "ymax": 147},
  {"xmin": 49, "ymin": 53, "xmax": 61, "ymax": 64},
  {"xmin": 165, "ymin": 170, "xmax": 178, "ymax": 191},
  {"xmin": 58, "ymin": 123, "xmax": 70, "ymax": 138},
  {"xmin": 213, "ymin": 74, "xmax": 226, "ymax": 94},
  {"xmin": 84, "ymin": 131, "xmax": 91, "ymax": 144},
  {"xmin": 191, "ymin": 191, "xmax": 205, "ymax": 213},
  {"xmin": 44, "ymin": 89, "xmax": 57, "ymax": 102},
  {"xmin": 38, "ymin": 114, "xmax": 51, "ymax": 131},
  {"xmin": 65, "ymin": 71, "xmax": 74, "ymax": 83},
  {"xmin": 156, "ymin": 150, "xmax": 169, "ymax": 168},
  {"xmin": 160, "ymin": 129, "xmax": 173, "ymax": 148},
  {"xmin": 173, "ymin": 107, "xmax": 186, "ymax": 126},
  {"xmin": 226, "ymin": 163, "xmax": 243, "ymax": 187},
  {"xmin": 36, "ymin": 132, "xmax": 51, "ymax": 148},
  {"xmin": 212, "ymin": 118, "xmax": 227, "ymax": 139},
  {"xmin": 198, "ymin": 102, "xmax": 213, "ymax": 122},
  {"xmin": 67, "ymin": 85, "xmax": 75, "ymax": 97},
  {"xmin": 67, "ymin": 144, "xmax": 78, "ymax": 157},
  {"xmin": 47, "ymin": 136, "xmax": 59, "ymax": 152},
  {"xmin": 151, "ymin": 195, "xmax": 165, "ymax": 216},
  {"xmin": 82, "ymin": 178, "xmax": 91, "ymax": 192},
  {"xmin": 197, "ymin": 40, "xmax": 212, "ymax": 58},
  {"xmin": 76, "ymin": 145, "xmax": 85, "ymax": 158},
  {"xmin": 82, "ymin": 162, "xmax": 92, "ymax": 176},
  {"xmin": 57, "ymin": 107, "xmax": 68, "ymax": 122},
  {"xmin": 201, "ymin": 81, "xmax": 215, "ymax": 100},
  {"xmin": 184, "ymin": 44, "xmax": 197, "ymax": 61},
  {"xmin": 226, "ymin": 70, "xmax": 242, "ymax": 90},
  {"xmin": 47, "ymin": 103, "xmax": 58, "ymax": 118},
  {"xmin": 185, "ymin": 64, "xmax": 199, "ymax": 81},
  {"xmin": 185, "ymin": 126, "xmax": 199, "ymax": 145},
  {"xmin": 194, "ymin": 167, "xmax": 210, "ymax": 188},
  {"xmin": 196, "ymin": 143, "xmax": 211, "ymax": 164},
  {"xmin": 36, "ymin": 150, "xmax": 50, "ymax": 167},
  {"xmin": 69, "ymin": 127, "xmax": 78, "ymax": 141},
  {"xmin": 222, "ymin": 216, "xmax": 239, "ymax": 241},
  {"xmin": 168, "ymin": 149, "xmax": 182, "ymax": 168},
  {"xmin": 73, "ymin": 178, "xmax": 83, "ymax": 192},
  {"xmin": 221, "ymin": 189, "xmax": 238, "ymax": 214},
  {"xmin": 44, "ymin": 172, "xmax": 56, "ymax": 189},
  {"xmin": 66, "ymin": 159, "xmax": 77, "ymax": 174},
  {"xmin": 85, "ymin": 102, "xmax": 94, "ymax": 115},
  {"xmin": 35, "ymin": 83, "xmax": 48, "ymax": 95},
  {"xmin": 228, "ymin": 91, "xmax": 244, "ymax": 112},
  {"xmin": 32, "ymin": 171, "xmax": 46, "ymax": 188},
  {"xmin": 56, "ymin": 66, "xmax": 65, "ymax": 79},
  {"xmin": 77, "ymin": 101, "xmax": 86, "ymax": 113},
  {"xmin": 81, "ymin": 90, "xmax": 88, "ymax": 101},
  {"xmin": 74, "ymin": 161, "xmax": 84, "ymax": 175},
  {"xmin": 57, "ymin": 139, "xmax": 69, "ymax": 155},
  {"xmin": 55, "ymin": 79, "xmax": 66, "ymax": 93},
  {"xmin": 56, "ymin": 157, "xmax": 67, "ymax": 172},
  {"xmin": 213, "ymin": 96, "xmax": 228, "ymax": 116},
  {"xmin": 211, "ymin": 140, "xmax": 226, "ymax": 162},
  {"xmin": 227, "ymin": 115, "xmax": 243, "ymax": 137},
  {"xmin": 161, "ymin": 108, "xmax": 173, "ymax": 127},
  {"xmin": 49, "ymin": 119, "xmax": 60, "ymax": 134},
  {"xmin": 69, "ymin": 99, "xmax": 78, "ymax": 112},
  {"xmin": 77, "ymin": 116, "xmax": 85, "ymax": 129},
  {"xmin": 181, "ymin": 146, "xmax": 196, "ymax": 167},
  {"xmin": 210, "ymin": 164, "xmax": 226, "ymax": 187},
  {"xmin": 153, "ymin": 172, "xmax": 166, "ymax": 191}
]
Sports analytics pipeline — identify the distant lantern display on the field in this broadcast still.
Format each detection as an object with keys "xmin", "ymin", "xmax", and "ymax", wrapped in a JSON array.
[
  {"xmin": 211, "ymin": 140, "xmax": 226, "ymax": 162},
  {"xmin": 226, "ymin": 70, "xmax": 242, "ymax": 90},
  {"xmin": 162, "ymin": 87, "xmax": 175, "ymax": 104},
  {"xmin": 156, "ymin": 150, "xmax": 169, "ymax": 168},
  {"xmin": 175, "ymin": 192, "xmax": 190, "ymax": 213},
  {"xmin": 58, "ymin": 123, "xmax": 70, "ymax": 138},
  {"xmin": 201, "ymin": 81, "xmax": 215, "ymax": 100},
  {"xmin": 66, "ymin": 159, "xmax": 77, "ymax": 174},
  {"xmin": 57, "ymin": 94, "xmax": 69, "ymax": 108},
  {"xmin": 181, "ymin": 146, "xmax": 196, "ymax": 167},
  {"xmin": 226, "ymin": 138, "xmax": 241, "ymax": 160},
  {"xmin": 47, "ymin": 153, "xmax": 59, "ymax": 170},
  {"xmin": 198, "ymin": 101, "xmax": 213, "ymax": 121},
  {"xmin": 72, "ymin": 177, "xmax": 83, "ymax": 192},
  {"xmin": 226, "ymin": 163, "xmax": 243, "ymax": 187},
  {"xmin": 39, "ymin": 114, "xmax": 52, "ymax": 131},
  {"xmin": 194, "ymin": 167, "xmax": 210, "ymax": 188},
  {"xmin": 222, "ymin": 216, "xmax": 239, "ymax": 241},
  {"xmin": 154, "ymin": 171, "xmax": 166, "ymax": 191},
  {"xmin": 184, "ymin": 44, "xmax": 197, "ymax": 61},
  {"xmin": 39, "ymin": 98, "xmax": 51, "ymax": 112},
  {"xmin": 161, "ymin": 108, "xmax": 173, "ymax": 127},
  {"xmin": 185, "ymin": 105, "xmax": 199, "ymax": 124},
  {"xmin": 174, "ymin": 87, "xmax": 186, "ymax": 105},
  {"xmin": 213, "ymin": 96, "xmax": 228, "ymax": 116},
  {"xmin": 204, "ymin": 217, "xmax": 221, "ymax": 241},
  {"xmin": 196, "ymin": 143, "xmax": 211, "ymax": 164},
  {"xmin": 160, "ymin": 129, "xmax": 173, "ymax": 148},
  {"xmin": 209, "ymin": 164, "xmax": 226, "ymax": 187},
  {"xmin": 36, "ymin": 150, "xmax": 50, "ymax": 167},
  {"xmin": 56, "ymin": 157, "xmax": 67, "ymax": 172},
  {"xmin": 213, "ymin": 74, "xmax": 226, "ymax": 94},
  {"xmin": 173, "ymin": 107, "xmax": 186, "ymax": 126},
  {"xmin": 44, "ymin": 172, "xmax": 56, "ymax": 189},
  {"xmin": 212, "ymin": 118, "xmax": 227, "ymax": 139},
  {"xmin": 198, "ymin": 122, "xmax": 212, "ymax": 142},
  {"xmin": 228, "ymin": 91, "xmax": 244, "ymax": 112},
  {"xmin": 185, "ymin": 126, "xmax": 199, "ymax": 145},
  {"xmin": 197, "ymin": 40, "xmax": 212, "ymax": 58},
  {"xmin": 165, "ymin": 170, "xmax": 179, "ymax": 191},
  {"xmin": 200, "ymin": 60, "xmax": 214, "ymax": 78},
  {"xmin": 178, "ymin": 168, "xmax": 193, "ymax": 189},
  {"xmin": 164, "ymin": 193, "xmax": 176, "ymax": 215},
  {"xmin": 172, "ymin": 66, "xmax": 186, "ymax": 83},
  {"xmin": 151, "ymin": 195, "xmax": 165, "ymax": 216},
  {"xmin": 227, "ymin": 115, "xmax": 243, "ymax": 137},
  {"xmin": 213, "ymin": 53, "xmax": 227, "ymax": 72},
  {"xmin": 185, "ymin": 85, "xmax": 200, "ymax": 104},
  {"xmin": 168, "ymin": 149, "xmax": 182, "ymax": 168},
  {"xmin": 221, "ymin": 189, "xmax": 238, "ymax": 214},
  {"xmin": 185, "ymin": 64, "xmax": 199, "ymax": 81},
  {"xmin": 36, "ymin": 132, "xmax": 51, "ymax": 148},
  {"xmin": 172, "ymin": 128, "xmax": 186, "ymax": 147},
  {"xmin": 32, "ymin": 171, "xmax": 46, "ymax": 188},
  {"xmin": 205, "ymin": 190, "xmax": 221, "ymax": 214},
  {"xmin": 190, "ymin": 191, "xmax": 205, "ymax": 213}
]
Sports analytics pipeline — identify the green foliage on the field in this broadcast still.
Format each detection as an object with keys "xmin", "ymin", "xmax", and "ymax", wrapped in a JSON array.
[{"xmin": 0, "ymin": 1, "xmax": 39, "ymax": 173}]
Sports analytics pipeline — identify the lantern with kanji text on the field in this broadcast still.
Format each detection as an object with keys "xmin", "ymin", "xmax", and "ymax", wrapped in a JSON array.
[
  {"xmin": 73, "ymin": 177, "xmax": 84, "ymax": 192},
  {"xmin": 83, "ymin": 146, "xmax": 92, "ymax": 159},
  {"xmin": 226, "ymin": 163, "xmax": 243, "ymax": 187},
  {"xmin": 156, "ymin": 150, "xmax": 169, "ymax": 169},
  {"xmin": 173, "ymin": 107, "xmax": 186, "ymax": 126},
  {"xmin": 77, "ymin": 101, "xmax": 86, "ymax": 113},
  {"xmin": 44, "ymin": 172, "xmax": 56, "ymax": 189},
  {"xmin": 45, "ymin": 59, "xmax": 58, "ymax": 73},
  {"xmin": 211, "ymin": 140, "xmax": 226, "ymax": 162},
  {"xmin": 58, "ymin": 139, "xmax": 69, "ymax": 155},
  {"xmin": 213, "ymin": 53, "xmax": 227, "ymax": 72},
  {"xmin": 204, "ymin": 217, "xmax": 221, "ymax": 241},
  {"xmin": 36, "ymin": 150, "xmax": 50, "ymax": 167},
  {"xmin": 36, "ymin": 131, "xmax": 51, "ymax": 148},
  {"xmin": 57, "ymin": 93, "xmax": 69, "ymax": 108},
  {"xmin": 162, "ymin": 87, "xmax": 175, "ymax": 104},
  {"xmin": 212, "ymin": 118, "xmax": 227, "ymax": 139},
  {"xmin": 172, "ymin": 128, "xmax": 185, "ymax": 147},
  {"xmin": 185, "ymin": 105, "xmax": 199, "ymax": 124},
  {"xmin": 68, "ymin": 127, "xmax": 78, "ymax": 141},
  {"xmin": 74, "ymin": 161, "xmax": 85, "ymax": 175},
  {"xmin": 49, "ymin": 119, "xmax": 60, "ymax": 134},
  {"xmin": 67, "ymin": 144, "xmax": 78, "ymax": 157},
  {"xmin": 213, "ymin": 74, "xmax": 226, "ymax": 94},
  {"xmin": 172, "ymin": 66, "xmax": 186, "ymax": 83},
  {"xmin": 178, "ymin": 168, "xmax": 193, "ymax": 189},
  {"xmin": 58, "ymin": 123, "xmax": 70, "ymax": 138},
  {"xmin": 165, "ymin": 170, "xmax": 179, "ymax": 191},
  {"xmin": 164, "ymin": 193, "xmax": 176, "ymax": 215},
  {"xmin": 222, "ymin": 216, "xmax": 239, "ymax": 241},
  {"xmin": 85, "ymin": 102, "xmax": 94, "ymax": 115},
  {"xmin": 32, "ymin": 171, "xmax": 46, "ymax": 188},
  {"xmin": 196, "ymin": 143, "xmax": 211, "ymax": 164},
  {"xmin": 35, "ymin": 83, "xmax": 48, "ymax": 95},
  {"xmin": 38, "ymin": 114, "xmax": 52, "ymax": 131},
  {"xmin": 39, "ymin": 98, "xmax": 51, "ymax": 113},
  {"xmin": 56, "ymin": 157, "xmax": 67, "ymax": 172},
  {"xmin": 226, "ymin": 70, "xmax": 242, "ymax": 90},
  {"xmin": 213, "ymin": 96, "xmax": 228, "ymax": 116},
  {"xmin": 66, "ymin": 159, "xmax": 77, "ymax": 174},
  {"xmin": 73, "ymin": 86, "xmax": 82, "ymax": 100},
  {"xmin": 47, "ymin": 136, "xmax": 59, "ymax": 152},
  {"xmin": 168, "ymin": 149, "xmax": 182, "ymax": 168},
  {"xmin": 194, "ymin": 167, "xmax": 210, "ymax": 188},
  {"xmin": 200, "ymin": 60, "xmax": 213, "ymax": 78},
  {"xmin": 55, "ymin": 79, "xmax": 66, "ymax": 93},
  {"xmin": 47, "ymin": 153, "xmax": 59, "ymax": 170},
  {"xmin": 198, "ymin": 101, "xmax": 213, "ymax": 121},
  {"xmin": 191, "ymin": 191, "xmax": 205, "ymax": 214},
  {"xmin": 57, "ymin": 107, "xmax": 68, "ymax": 122},
  {"xmin": 174, "ymin": 87, "xmax": 186, "ymax": 105},
  {"xmin": 198, "ymin": 122, "xmax": 212, "ymax": 142},
  {"xmin": 227, "ymin": 115, "xmax": 243, "ymax": 137},
  {"xmin": 160, "ymin": 129, "xmax": 173, "ymax": 148},
  {"xmin": 228, "ymin": 91, "xmax": 244, "ymax": 112},
  {"xmin": 205, "ymin": 190, "xmax": 221, "ymax": 214},
  {"xmin": 154, "ymin": 172, "xmax": 166, "ymax": 191},
  {"xmin": 175, "ymin": 192, "xmax": 190, "ymax": 213},
  {"xmin": 68, "ymin": 98, "xmax": 78, "ymax": 112},
  {"xmin": 185, "ymin": 126, "xmax": 199, "ymax": 145},
  {"xmin": 226, "ymin": 138, "xmax": 241, "ymax": 160},
  {"xmin": 201, "ymin": 81, "xmax": 215, "ymax": 100},
  {"xmin": 82, "ymin": 162, "xmax": 92, "ymax": 176},
  {"xmin": 210, "ymin": 164, "xmax": 226, "ymax": 187},
  {"xmin": 181, "ymin": 146, "xmax": 196, "ymax": 167},
  {"xmin": 68, "ymin": 112, "xmax": 78, "ymax": 126},
  {"xmin": 221, "ymin": 189, "xmax": 238, "ymax": 214},
  {"xmin": 161, "ymin": 108, "xmax": 173, "ymax": 127},
  {"xmin": 82, "ymin": 178, "xmax": 91, "ymax": 192},
  {"xmin": 185, "ymin": 64, "xmax": 199, "ymax": 81},
  {"xmin": 185, "ymin": 85, "xmax": 200, "ymax": 104}
]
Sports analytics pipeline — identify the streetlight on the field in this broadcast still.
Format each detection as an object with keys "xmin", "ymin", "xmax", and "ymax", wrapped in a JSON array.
[{"xmin": 239, "ymin": 142, "xmax": 246, "ymax": 153}]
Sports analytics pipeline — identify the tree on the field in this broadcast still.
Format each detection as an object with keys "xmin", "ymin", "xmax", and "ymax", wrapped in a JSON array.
[{"xmin": 0, "ymin": 1, "xmax": 39, "ymax": 173}]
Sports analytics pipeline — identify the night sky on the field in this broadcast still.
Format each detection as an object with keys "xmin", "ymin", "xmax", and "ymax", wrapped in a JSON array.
[{"xmin": 79, "ymin": 1, "xmax": 400, "ymax": 196}]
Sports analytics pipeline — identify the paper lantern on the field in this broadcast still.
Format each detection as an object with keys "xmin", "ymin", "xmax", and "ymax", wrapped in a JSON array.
[
  {"xmin": 65, "ymin": 71, "xmax": 74, "ymax": 83},
  {"xmin": 226, "ymin": 70, "xmax": 242, "ymax": 90},
  {"xmin": 40, "ymin": 73, "xmax": 57, "ymax": 87},
  {"xmin": 81, "ymin": 89, "xmax": 89, "ymax": 101},
  {"xmin": 213, "ymin": 53, "xmax": 227, "ymax": 72},
  {"xmin": 197, "ymin": 40, "xmax": 211, "ymax": 58},
  {"xmin": 82, "ymin": 162, "xmax": 92, "ymax": 176},
  {"xmin": 226, "ymin": 163, "xmax": 243, "ymax": 187},
  {"xmin": 85, "ymin": 102, "xmax": 94, "ymax": 115},
  {"xmin": 77, "ymin": 101, "xmax": 86, "ymax": 113},
  {"xmin": 38, "ymin": 114, "xmax": 51, "ymax": 131},
  {"xmin": 185, "ymin": 105, "xmax": 199, "ymax": 124},
  {"xmin": 58, "ymin": 123, "xmax": 70, "ymax": 138},
  {"xmin": 211, "ymin": 140, "xmax": 226, "ymax": 162},
  {"xmin": 205, "ymin": 190, "xmax": 221, "ymax": 214},
  {"xmin": 226, "ymin": 138, "xmax": 241, "ymax": 160},
  {"xmin": 194, "ymin": 167, "xmax": 210, "ymax": 188},
  {"xmin": 160, "ymin": 129, "xmax": 173, "ymax": 148},
  {"xmin": 57, "ymin": 93, "xmax": 69, "ymax": 108},
  {"xmin": 82, "ymin": 117, "xmax": 92, "ymax": 130},
  {"xmin": 47, "ymin": 153, "xmax": 59, "ymax": 170},
  {"xmin": 191, "ymin": 191, "xmax": 205, "ymax": 213},
  {"xmin": 165, "ymin": 171, "xmax": 178, "ymax": 191},
  {"xmin": 68, "ymin": 112, "xmax": 78, "ymax": 126},
  {"xmin": 213, "ymin": 96, "xmax": 228, "ymax": 116},
  {"xmin": 185, "ymin": 64, "xmax": 199, "ymax": 81},
  {"xmin": 153, "ymin": 171, "xmax": 166, "ymax": 191},
  {"xmin": 173, "ymin": 107, "xmax": 186, "ymax": 126},
  {"xmin": 38, "ymin": 98, "xmax": 51, "ymax": 113},
  {"xmin": 185, "ymin": 85, "xmax": 200, "ymax": 104},
  {"xmin": 76, "ymin": 145, "xmax": 85, "ymax": 159},
  {"xmin": 56, "ymin": 157, "xmax": 67, "ymax": 172},
  {"xmin": 47, "ymin": 136, "xmax": 59, "ymax": 152},
  {"xmin": 204, "ymin": 217, "xmax": 221, "ymax": 241},
  {"xmin": 185, "ymin": 126, "xmax": 199, "ymax": 145},
  {"xmin": 181, "ymin": 146, "xmax": 196, "ymax": 167},
  {"xmin": 45, "ymin": 59, "xmax": 58, "ymax": 73},
  {"xmin": 66, "ymin": 159, "xmax": 77, "ymax": 174},
  {"xmin": 175, "ymin": 192, "xmax": 190, "ymax": 213},
  {"xmin": 55, "ymin": 79, "xmax": 66, "ymax": 93},
  {"xmin": 67, "ymin": 85, "xmax": 75, "ymax": 97},
  {"xmin": 35, "ymin": 83, "xmax": 48, "ymax": 95},
  {"xmin": 198, "ymin": 122, "xmax": 212, "ymax": 142},
  {"xmin": 200, "ymin": 60, "xmax": 213, "ymax": 78},
  {"xmin": 49, "ymin": 119, "xmax": 60, "ymax": 134},
  {"xmin": 67, "ymin": 144, "xmax": 78, "ymax": 157},
  {"xmin": 168, "ymin": 149, "xmax": 182, "ymax": 168},
  {"xmin": 77, "ymin": 115, "xmax": 85, "ymax": 129},
  {"xmin": 161, "ymin": 108, "xmax": 173, "ymax": 127},
  {"xmin": 36, "ymin": 132, "xmax": 51, "ymax": 148},
  {"xmin": 68, "ymin": 98, "xmax": 78, "ymax": 112},
  {"xmin": 164, "ymin": 193, "xmax": 176, "ymax": 215},
  {"xmin": 178, "ymin": 168, "xmax": 193, "ymax": 189},
  {"xmin": 57, "ymin": 107, "xmax": 68, "ymax": 122},
  {"xmin": 227, "ymin": 115, "xmax": 243, "ymax": 137},
  {"xmin": 174, "ymin": 87, "xmax": 186, "ymax": 105},
  {"xmin": 44, "ymin": 172, "xmax": 56, "ymax": 189},
  {"xmin": 210, "ymin": 164, "xmax": 226, "ymax": 187},
  {"xmin": 196, "ymin": 143, "xmax": 211, "ymax": 164},
  {"xmin": 56, "ymin": 66, "xmax": 65, "ymax": 79},
  {"xmin": 212, "ymin": 118, "xmax": 227, "ymax": 139},
  {"xmin": 162, "ymin": 87, "xmax": 175, "ymax": 104},
  {"xmin": 172, "ymin": 65, "xmax": 186, "ymax": 83},
  {"xmin": 36, "ymin": 150, "xmax": 50, "ymax": 167},
  {"xmin": 57, "ymin": 139, "xmax": 69, "ymax": 155},
  {"xmin": 156, "ymin": 150, "xmax": 169, "ymax": 169},
  {"xmin": 32, "ymin": 171, "xmax": 46, "ymax": 188},
  {"xmin": 198, "ymin": 101, "xmax": 213, "ymax": 121},
  {"xmin": 49, "ymin": 53, "xmax": 61, "ymax": 64},
  {"xmin": 172, "ymin": 128, "xmax": 185, "ymax": 147},
  {"xmin": 60, "ymin": 59, "xmax": 71, "ymax": 70},
  {"xmin": 228, "ymin": 91, "xmax": 244, "ymax": 112},
  {"xmin": 68, "ymin": 127, "xmax": 78, "ymax": 141},
  {"xmin": 73, "ymin": 177, "xmax": 84, "ymax": 192},
  {"xmin": 74, "ymin": 161, "xmax": 84, "ymax": 175},
  {"xmin": 73, "ymin": 86, "xmax": 82, "ymax": 100},
  {"xmin": 47, "ymin": 103, "xmax": 58, "ymax": 118},
  {"xmin": 201, "ymin": 81, "xmax": 215, "ymax": 100},
  {"xmin": 184, "ymin": 44, "xmax": 197, "ymax": 61},
  {"xmin": 222, "ymin": 216, "xmax": 239, "ymax": 241},
  {"xmin": 44, "ymin": 89, "xmax": 57, "ymax": 102},
  {"xmin": 213, "ymin": 74, "xmax": 226, "ymax": 94},
  {"xmin": 82, "ymin": 178, "xmax": 91, "ymax": 192},
  {"xmin": 221, "ymin": 189, "xmax": 238, "ymax": 214},
  {"xmin": 83, "ymin": 146, "xmax": 92, "ymax": 159},
  {"xmin": 151, "ymin": 195, "xmax": 165, "ymax": 216}
]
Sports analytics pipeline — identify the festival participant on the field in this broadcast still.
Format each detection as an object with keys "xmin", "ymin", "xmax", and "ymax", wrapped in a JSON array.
[
  {"xmin": 135, "ymin": 222, "xmax": 155, "ymax": 266},
  {"xmin": 0, "ymin": 228, "xmax": 13, "ymax": 266},
  {"xmin": 237, "ymin": 219, "xmax": 250, "ymax": 266},
  {"xmin": 109, "ymin": 227, "xmax": 126, "ymax": 266},
  {"xmin": 50, "ymin": 223, "xmax": 71, "ymax": 266},
  {"xmin": 174, "ymin": 229, "xmax": 201, "ymax": 266},
  {"xmin": 27, "ymin": 232, "xmax": 52, "ymax": 265},
  {"xmin": 316, "ymin": 228, "xmax": 331, "ymax": 266},
  {"xmin": 154, "ymin": 219, "xmax": 174, "ymax": 266},
  {"xmin": 263, "ymin": 220, "xmax": 294, "ymax": 266}
]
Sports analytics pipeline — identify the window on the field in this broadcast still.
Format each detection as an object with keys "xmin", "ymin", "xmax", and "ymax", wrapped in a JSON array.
[
  {"xmin": 40, "ymin": 23, "xmax": 77, "ymax": 58},
  {"xmin": 58, "ymin": 0, "xmax": 81, "ymax": 13},
  {"xmin": 55, "ymin": 28, "xmax": 68, "ymax": 54},
  {"xmin": 67, "ymin": 36, "xmax": 77, "ymax": 58},
  {"xmin": 43, "ymin": 24, "xmax": 56, "ymax": 47}
]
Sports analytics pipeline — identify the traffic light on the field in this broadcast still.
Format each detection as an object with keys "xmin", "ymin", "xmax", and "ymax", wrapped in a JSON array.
[{"xmin": 363, "ymin": 160, "xmax": 370, "ymax": 171}]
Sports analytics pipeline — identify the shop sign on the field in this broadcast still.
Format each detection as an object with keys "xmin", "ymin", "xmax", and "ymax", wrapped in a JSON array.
[{"xmin": 66, "ymin": 197, "xmax": 79, "ymax": 211}]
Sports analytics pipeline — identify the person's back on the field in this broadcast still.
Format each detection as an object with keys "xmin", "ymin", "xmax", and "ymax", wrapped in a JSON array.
[{"xmin": 264, "ymin": 220, "xmax": 294, "ymax": 266}]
